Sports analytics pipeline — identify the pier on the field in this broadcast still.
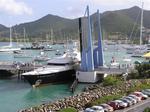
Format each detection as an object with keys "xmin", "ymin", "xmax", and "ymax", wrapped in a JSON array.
[
  {"xmin": 95, "ymin": 67, "xmax": 130, "ymax": 75},
  {"xmin": 0, "ymin": 61, "xmax": 42, "ymax": 79},
  {"xmin": 0, "ymin": 63, "xmax": 41, "ymax": 71},
  {"xmin": 70, "ymin": 79, "xmax": 78, "ymax": 93}
]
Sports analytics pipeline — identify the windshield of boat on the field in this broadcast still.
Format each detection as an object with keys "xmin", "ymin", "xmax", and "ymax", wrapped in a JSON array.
[{"xmin": 47, "ymin": 63, "xmax": 71, "ymax": 66}]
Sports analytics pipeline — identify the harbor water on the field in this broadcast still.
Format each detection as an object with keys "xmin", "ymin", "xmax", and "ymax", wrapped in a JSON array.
[
  {"xmin": 0, "ymin": 42, "xmax": 144, "ymax": 112},
  {"xmin": 0, "ymin": 79, "xmax": 88, "ymax": 112}
]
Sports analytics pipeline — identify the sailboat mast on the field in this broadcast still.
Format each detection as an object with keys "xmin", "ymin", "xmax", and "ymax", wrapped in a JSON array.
[
  {"xmin": 24, "ymin": 27, "xmax": 26, "ymax": 43},
  {"xmin": 10, "ymin": 27, "xmax": 12, "ymax": 47},
  {"xmin": 50, "ymin": 29, "xmax": 53, "ymax": 44},
  {"xmin": 140, "ymin": 2, "xmax": 144, "ymax": 45}
]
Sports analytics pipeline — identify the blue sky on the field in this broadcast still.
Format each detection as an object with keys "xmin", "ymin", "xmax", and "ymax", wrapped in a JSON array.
[{"xmin": 0, "ymin": 0, "xmax": 148, "ymax": 27}]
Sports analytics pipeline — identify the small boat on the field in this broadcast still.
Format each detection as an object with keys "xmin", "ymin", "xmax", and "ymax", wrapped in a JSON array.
[
  {"xmin": 55, "ymin": 50, "xmax": 61, "ymax": 55},
  {"xmin": 13, "ymin": 47, "xmax": 31, "ymax": 58},
  {"xmin": 122, "ymin": 58, "xmax": 131, "ymax": 62},
  {"xmin": 110, "ymin": 62, "xmax": 120, "ymax": 68},
  {"xmin": 34, "ymin": 56, "xmax": 50, "ymax": 61},
  {"xmin": 13, "ymin": 50, "xmax": 24, "ymax": 54},
  {"xmin": 43, "ymin": 45, "xmax": 55, "ymax": 51},
  {"xmin": 21, "ymin": 42, "xmax": 44, "ymax": 50},
  {"xmin": 14, "ymin": 53, "xmax": 32, "ymax": 58},
  {"xmin": 110, "ymin": 57, "xmax": 119, "ymax": 68},
  {"xmin": 34, "ymin": 51, "xmax": 50, "ymax": 61},
  {"xmin": 131, "ymin": 49, "xmax": 146, "ymax": 58}
]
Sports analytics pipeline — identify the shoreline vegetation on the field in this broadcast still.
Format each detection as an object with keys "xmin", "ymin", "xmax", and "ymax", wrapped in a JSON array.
[{"xmin": 144, "ymin": 107, "xmax": 150, "ymax": 112}]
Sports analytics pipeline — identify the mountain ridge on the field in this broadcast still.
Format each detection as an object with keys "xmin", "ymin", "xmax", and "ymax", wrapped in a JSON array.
[{"xmin": 0, "ymin": 6, "xmax": 149, "ymax": 41}]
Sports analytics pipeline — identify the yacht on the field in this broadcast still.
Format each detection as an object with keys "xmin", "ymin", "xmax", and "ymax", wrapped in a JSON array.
[
  {"xmin": 55, "ymin": 50, "xmax": 61, "ymax": 55},
  {"xmin": 22, "ymin": 52, "xmax": 80, "ymax": 86},
  {"xmin": 34, "ymin": 51, "xmax": 50, "ymax": 61},
  {"xmin": 126, "ymin": 45, "xmax": 135, "ymax": 54},
  {"xmin": 131, "ymin": 48, "xmax": 146, "ymax": 58}
]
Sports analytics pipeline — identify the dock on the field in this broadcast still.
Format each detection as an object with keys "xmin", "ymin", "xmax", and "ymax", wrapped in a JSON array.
[
  {"xmin": 0, "ymin": 61, "xmax": 42, "ymax": 79},
  {"xmin": 70, "ymin": 79, "xmax": 78, "ymax": 93},
  {"xmin": 95, "ymin": 67, "xmax": 130, "ymax": 75},
  {"xmin": 0, "ymin": 63, "xmax": 42, "ymax": 71}
]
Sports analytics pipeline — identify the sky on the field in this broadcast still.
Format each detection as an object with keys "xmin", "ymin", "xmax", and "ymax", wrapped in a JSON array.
[{"xmin": 0, "ymin": 0, "xmax": 149, "ymax": 27}]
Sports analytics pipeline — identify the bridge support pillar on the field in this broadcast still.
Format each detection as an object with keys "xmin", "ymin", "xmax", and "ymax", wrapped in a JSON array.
[{"xmin": 76, "ymin": 71, "xmax": 99, "ymax": 83}]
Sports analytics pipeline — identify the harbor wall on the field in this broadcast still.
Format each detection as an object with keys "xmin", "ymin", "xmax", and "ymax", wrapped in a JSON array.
[{"xmin": 19, "ymin": 79, "xmax": 150, "ymax": 112}]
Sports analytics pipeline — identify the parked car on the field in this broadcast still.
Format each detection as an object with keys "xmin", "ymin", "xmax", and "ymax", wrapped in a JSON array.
[
  {"xmin": 128, "ymin": 94, "xmax": 141, "ymax": 102},
  {"xmin": 114, "ymin": 100, "xmax": 128, "ymax": 108},
  {"xmin": 133, "ymin": 92, "xmax": 148, "ymax": 100},
  {"xmin": 84, "ymin": 108, "xmax": 95, "ymax": 112},
  {"xmin": 120, "ymin": 98, "xmax": 133, "ymax": 106},
  {"xmin": 91, "ymin": 106, "xmax": 105, "ymax": 112},
  {"xmin": 123, "ymin": 96, "xmax": 137, "ymax": 104},
  {"xmin": 99, "ymin": 103, "xmax": 114, "ymax": 112},
  {"xmin": 107, "ymin": 101, "xmax": 120, "ymax": 110},
  {"xmin": 142, "ymin": 89, "xmax": 150, "ymax": 97}
]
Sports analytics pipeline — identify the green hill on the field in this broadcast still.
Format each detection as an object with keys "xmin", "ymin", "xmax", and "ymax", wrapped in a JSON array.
[
  {"xmin": 0, "ymin": 24, "xmax": 8, "ymax": 31},
  {"xmin": 13, "ymin": 14, "xmax": 78, "ymax": 41},
  {"xmin": 0, "ymin": 6, "xmax": 149, "ymax": 41}
]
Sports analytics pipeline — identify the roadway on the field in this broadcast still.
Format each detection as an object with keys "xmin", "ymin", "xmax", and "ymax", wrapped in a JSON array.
[
  {"xmin": 95, "ymin": 67, "xmax": 129, "ymax": 75},
  {"xmin": 115, "ymin": 98, "xmax": 150, "ymax": 112}
]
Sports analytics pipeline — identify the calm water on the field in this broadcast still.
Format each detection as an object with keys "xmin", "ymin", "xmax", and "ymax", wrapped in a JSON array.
[
  {"xmin": 0, "ymin": 79, "xmax": 87, "ymax": 112},
  {"xmin": 0, "ymin": 42, "xmax": 144, "ymax": 112}
]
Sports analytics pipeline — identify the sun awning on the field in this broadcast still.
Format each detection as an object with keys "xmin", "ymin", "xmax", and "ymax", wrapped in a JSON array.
[{"xmin": 143, "ymin": 52, "xmax": 150, "ymax": 58}]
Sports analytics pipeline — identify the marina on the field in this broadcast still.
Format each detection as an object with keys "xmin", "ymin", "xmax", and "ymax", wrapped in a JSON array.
[
  {"xmin": 0, "ymin": 41, "xmax": 146, "ymax": 112},
  {"xmin": 0, "ymin": 1, "xmax": 150, "ymax": 112}
]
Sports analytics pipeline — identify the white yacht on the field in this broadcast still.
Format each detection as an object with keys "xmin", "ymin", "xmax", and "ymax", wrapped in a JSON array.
[{"xmin": 22, "ymin": 51, "xmax": 80, "ymax": 86}]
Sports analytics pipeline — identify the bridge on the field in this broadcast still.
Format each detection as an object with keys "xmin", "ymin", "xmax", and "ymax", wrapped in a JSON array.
[{"xmin": 95, "ymin": 67, "xmax": 130, "ymax": 75}]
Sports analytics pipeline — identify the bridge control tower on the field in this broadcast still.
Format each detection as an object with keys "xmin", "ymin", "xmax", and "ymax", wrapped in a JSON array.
[{"xmin": 76, "ymin": 6, "xmax": 104, "ymax": 83}]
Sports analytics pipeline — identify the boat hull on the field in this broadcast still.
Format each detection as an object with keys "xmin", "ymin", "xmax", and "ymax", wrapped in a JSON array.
[
  {"xmin": 22, "ymin": 69, "xmax": 75, "ymax": 86},
  {"xmin": 0, "ymin": 48, "xmax": 21, "ymax": 52},
  {"xmin": 0, "ymin": 70, "xmax": 14, "ymax": 78}
]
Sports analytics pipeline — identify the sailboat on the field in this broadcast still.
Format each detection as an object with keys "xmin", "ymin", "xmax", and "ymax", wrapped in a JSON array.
[
  {"xmin": 43, "ymin": 30, "xmax": 54, "ymax": 51},
  {"xmin": 130, "ymin": 2, "xmax": 147, "ymax": 57},
  {"xmin": 13, "ymin": 28, "xmax": 32, "ymax": 58},
  {"xmin": 0, "ymin": 27, "xmax": 21, "ymax": 52}
]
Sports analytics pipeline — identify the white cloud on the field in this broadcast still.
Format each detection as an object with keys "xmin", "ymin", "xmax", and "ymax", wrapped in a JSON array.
[
  {"xmin": 83, "ymin": 0, "xmax": 150, "ymax": 10},
  {"xmin": 0, "ymin": 0, "xmax": 32, "ymax": 15},
  {"xmin": 64, "ymin": 0, "xmax": 150, "ymax": 18}
]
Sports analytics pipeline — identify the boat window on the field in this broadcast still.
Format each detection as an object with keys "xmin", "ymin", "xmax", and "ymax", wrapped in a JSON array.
[{"xmin": 47, "ymin": 63, "xmax": 70, "ymax": 66}]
